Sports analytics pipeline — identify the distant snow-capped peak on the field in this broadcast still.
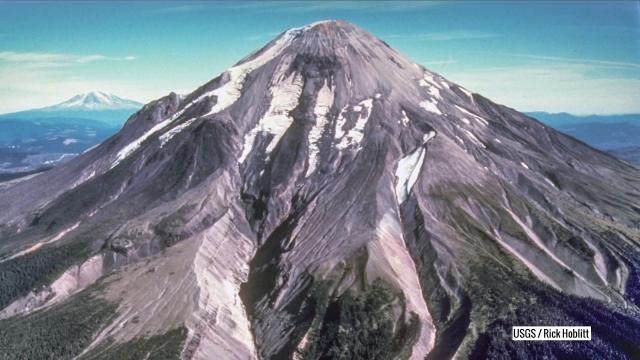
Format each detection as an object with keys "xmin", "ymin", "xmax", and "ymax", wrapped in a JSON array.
[{"xmin": 43, "ymin": 91, "xmax": 143, "ymax": 111}]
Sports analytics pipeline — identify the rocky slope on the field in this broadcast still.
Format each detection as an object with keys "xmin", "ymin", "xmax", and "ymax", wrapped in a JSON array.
[{"xmin": 0, "ymin": 20, "xmax": 639, "ymax": 359}]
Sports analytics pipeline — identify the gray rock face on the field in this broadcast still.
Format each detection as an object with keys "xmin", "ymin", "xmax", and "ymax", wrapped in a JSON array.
[{"xmin": 0, "ymin": 20, "xmax": 639, "ymax": 359}]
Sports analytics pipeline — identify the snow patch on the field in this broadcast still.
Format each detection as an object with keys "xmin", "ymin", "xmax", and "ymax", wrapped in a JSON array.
[
  {"xmin": 69, "ymin": 168, "xmax": 97, "ymax": 191},
  {"xmin": 455, "ymin": 124, "xmax": 485, "ymax": 148},
  {"xmin": 520, "ymin": 162, "xmax": 529, "ymax": 170},
  {"xmin": 202, "ymin": 26, "xmax": 303, "ymax": 117},
  {"xmin": 455, "ymin": 105, "xmax": 489, "ymax": 127},
  {"xmin": 544, "ymin": 177, "xmax": 557, "ymax": 188},
  {"xmin": 159, "ymin": 117, "xmax": 197, "ymax": 147},
  {"xmin": 82, "ymin": 144, "xmax": 99, "ymax": 154},
  {"xmin": 459, "ymin": 87, "xmax": 473, "ymax": 99},
  {"xmin": 111, "ymin": 111, "xmax": 184, "ymax": 169},
  {"xmin": 335, "ymin": 98, "xmax": 374, "ymax": 150},
  {"xmin": 419, "ymin": 73, "xmax": 442, "ymax": 89},
  {"xmin": 395, "ymin": 148, "xmax": 426, "ymax": 204},
  {"xmin": 113, "ymin": 27, "xmax": 303, "ymax": 168},
  {"xmin": 427, "ymin": 86, "xmax": 441, "ymax": 99},
  {"xmin": 306, "ymin": 80, "xmax": 335, "ymax": 177},
  {"xmin": 239, "ymin": 71, "xmax": 304, "ymax": 163},
  {"xmin": 423, "ymin": 130, "xmax": 436, "ymax": 143},
  {"xmin": 419, "ymin": 99, "xmax": 442, "ymax": 115},
  {"xmin": 395, "ymin": 132, "xmax": 435, "ymax": 204},
  {"xmin": 400, "ymin": 110, "xmax": 410, "ymax": 126}
]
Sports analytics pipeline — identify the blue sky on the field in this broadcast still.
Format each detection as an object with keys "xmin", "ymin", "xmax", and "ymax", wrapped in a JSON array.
[{"xmin": 0, "ymin": 1, "xmax": 638, "ymax": 114}]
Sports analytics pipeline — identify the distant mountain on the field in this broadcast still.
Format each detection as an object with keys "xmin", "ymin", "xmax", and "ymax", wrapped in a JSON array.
[
  {"xmin": 0, "ymin": 91, "xmax": 143, "ymax": 127},
  {"xmin": 0, "ymin": 92, "xmax": 142, "ymax": 173},
  {"xmin": 526, "ymin": 112, "xmax": 640, "ymax": 127},
  {"xmin": 527, "ymin": 112, "xmax": 640, "ymax": 166},
  {"xmin": 608, "ymin": 146, "xmax": 640, "ymax": 166},
  {"xmin": 38, "ymin": 91, "xmax": 143, "ymax": 111}
]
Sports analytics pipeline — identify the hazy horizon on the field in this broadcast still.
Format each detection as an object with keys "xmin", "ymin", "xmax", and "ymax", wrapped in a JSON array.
[{"xmin": 1, "ymin": 1, "xmax": 638, "ymax": 115}]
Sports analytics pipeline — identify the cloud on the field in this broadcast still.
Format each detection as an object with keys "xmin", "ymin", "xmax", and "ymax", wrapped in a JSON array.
[
  {"xmin": 443, "ymin": 63, "xmax": 640, "ymax": 115},
  {"xmin": 0, "ymin": 51, "xmax": 72, "ymax": 62},
  {"xmin": 75, "ymin": 54, "xmax": 137, "ymax": 63},
  {"xmin": 384, "ymin": 31, "xmax": 498, "ymax": 41},
  {"xmin": 514, "ymin": 54, "xmax": 640, "ymax": 70},
  {"xmin": 0, "ymin": 51, "xmax": 136, "ymax": 66},
  {"xmin": 241, "ymin": 32, "xmax": 282, "ymax": 42},
  {"xmin": 420, "ymin": 58, "xmax": 457, "ymax": 66}
]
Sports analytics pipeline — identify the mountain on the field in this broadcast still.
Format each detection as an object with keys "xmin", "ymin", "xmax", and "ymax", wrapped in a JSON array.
[
  {"xmin": 37, "ymin": 91, "xmax": 143, "ymax": 112},
  {"xmin": 0, "ymin": 20, "xmax": 638, "ymax": 359},
  {"xmin": 0, "ymin": 91, "xmax": 143, "ymax": 127},
  {"xmin": 527, "ymin": 112, "xmax": 640, "ymax": 166},
  {"xmin": 608, "ymin": 146, "xmax": 640, "ymax": 166},
  {"xmin": 526, "ymin": 112, "xmax": 640, "ymax": 128},
  {"xmin": 0, "ymin": 92, "xmax": 143, "ymax": 173}
]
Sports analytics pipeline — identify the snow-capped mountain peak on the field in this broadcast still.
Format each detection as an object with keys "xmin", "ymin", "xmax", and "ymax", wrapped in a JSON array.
[{"xmin": 41, "ymin": 91, "xmax": 143, "ymax": 111}]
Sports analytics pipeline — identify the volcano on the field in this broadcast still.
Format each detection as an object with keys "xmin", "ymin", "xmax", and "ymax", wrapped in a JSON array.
[{"xmin": 0, "ymin": 20, "xmax": 639, "ymax": 359}]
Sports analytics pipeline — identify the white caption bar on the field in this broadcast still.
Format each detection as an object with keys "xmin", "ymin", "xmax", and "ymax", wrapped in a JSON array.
[{"xmin": 512, "ymin": 326, "xmax": 591, "ymax": 341}]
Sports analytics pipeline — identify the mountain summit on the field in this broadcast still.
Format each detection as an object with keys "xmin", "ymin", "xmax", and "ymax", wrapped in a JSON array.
[
  {"xmin": 38, "ymin": 91, "xmax": 143, "ymax": 111},
  {"xmin": 0, "ymin": 20, "xmax": 638, "ymax": 359}
]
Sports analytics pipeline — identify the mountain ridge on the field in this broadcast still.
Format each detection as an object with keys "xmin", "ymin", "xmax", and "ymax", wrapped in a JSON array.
[
  {"xmin": 528, "ymin": 112, "xmax": 640, "ymax": 166},
  {"xmin": 527, "ymin": 111, "xmax": 640, "ymax": 127}
]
